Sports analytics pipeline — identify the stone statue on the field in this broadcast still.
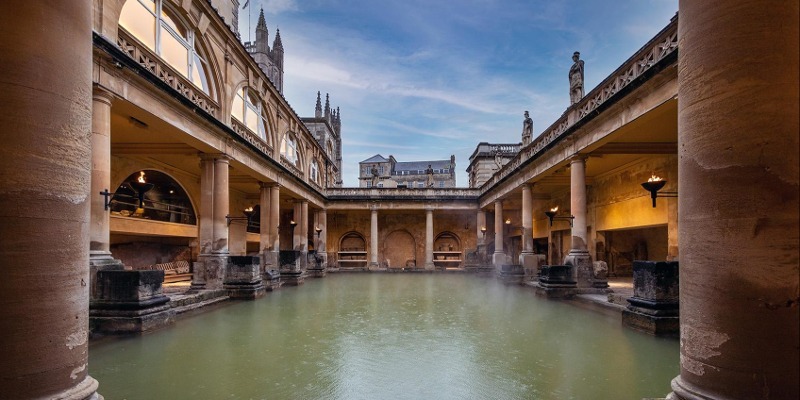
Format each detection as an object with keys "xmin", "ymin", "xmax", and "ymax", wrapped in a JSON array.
[
  {"xmin": 425, "ymin": 164, "xmax": 435, "ymax": 187},
  {"xmin": 370, "ymin": 164, "xmax": 379, "ymax": 186},
  {"xmin": 569, "ymin": 51, "xmax": 584, "ymax": 105},
  {"xmin": 522, "ymin": 111, "xmax": 533, "ymax": 145}
]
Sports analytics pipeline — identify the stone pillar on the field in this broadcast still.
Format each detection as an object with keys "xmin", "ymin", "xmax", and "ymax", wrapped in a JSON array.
[
  {"xmin": 192, "ymin": 154, "xmax": 215, "ymax": 289},
  {"xmin": 666, "ymin": 197, "xmax": 679, "ymax": 261},
  {"xmin": 668, "ymin": 2, "xmax": 799, "ymax": 399},
  {"xmin": 259, "ymin": 182, "xmax": 271, "ymax": 260},
  {"xmin": 564, "ymin": 156, "xmax": 601, "ymax": 289},
  {"xmin": 198, "ymin": 155, "xmax": 230, "ymax": 289},
  {"xmin": 424, "ymin": 208, "xmax": 435, "ymax": 270},
  {"xmin": 212, "ymin": 156, "xmax": 230, "ymax": 254},
  {"xmin": 492, "ymin": 200, "xmax": 506, "ymax": 266},
  {"xmin": 318, "ymin": 209, "xmax": 327, "ymax": 253},
  {"xmin": 89, "ymin": 87, "xmax": 124, "ymax": 297},
  {"xmin": 519, "ymin": 184, "xmax": 538, "ymax": 273},
  {"xmin": 269, "ymin": 184, "xmax": 280, "ymax": 267},
  {"xmin": 300, "ymin": 200, "xmax": 309, "ymax": 252},
  {"xmin": 476, "ymin": 210, "xmax": 486, "ymax": 245},
  {"xmin": 0, "ymin": 1, "xmax": 101, "ymax": 398},
  {"xmin": 369, "ymin": 206, "xmax": 379, "ymax": 269},
  {"xmin": 292, "ymin": 201, "xmax": 302, "ymax": 250}
]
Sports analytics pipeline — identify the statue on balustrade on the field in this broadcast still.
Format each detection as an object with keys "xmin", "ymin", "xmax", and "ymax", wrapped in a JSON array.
[
  {"xmin": 569, "ymin": 51, "xmax": 585, "ymax": 105},
  {"xmin": 522, "ymin": 111, "xmax": 533, "ymax": 146}
]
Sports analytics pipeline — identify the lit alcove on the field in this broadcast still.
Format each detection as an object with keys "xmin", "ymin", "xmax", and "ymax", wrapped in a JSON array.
[{"xmin": 109, "ymin": 170, "xmax": 196, "ymax": 225}]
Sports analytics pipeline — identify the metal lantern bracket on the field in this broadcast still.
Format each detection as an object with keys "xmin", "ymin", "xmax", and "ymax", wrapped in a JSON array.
[
  {"xmin": 545, "ymin": 210, "xmax": 575, "ymax": 227},
  {"xmin": 100, "ymin": 189, "xmax": 115, "ymax": 211}
]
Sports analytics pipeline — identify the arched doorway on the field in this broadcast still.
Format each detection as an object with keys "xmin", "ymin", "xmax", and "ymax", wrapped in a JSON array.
[
  {"xmin": 338, "ymin": 231, "xmax": 367, "ymax": 269},
  {"xmin": 383, "ymin": 230, "xmax": 416, "ymax": 269},
  {"xmin": 110, "ymin": 169, "xmax": 196, "ymax": 225}
]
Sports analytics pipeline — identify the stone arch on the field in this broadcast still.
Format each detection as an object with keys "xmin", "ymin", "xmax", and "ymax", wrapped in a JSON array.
[
  {"xmin": 383, "ymin": 230, "xmax": 416, "ymax": 269},
  {"xmin": 434, "ymin": 231, "xmax": 461, "ymax": 252},
  {"xmin": 339, "ymin": 231, "xmax": 366, "ymax": 252},
  {"xmin": 111, "ymin": 168, "xmax": 197, "ymax": 225}
]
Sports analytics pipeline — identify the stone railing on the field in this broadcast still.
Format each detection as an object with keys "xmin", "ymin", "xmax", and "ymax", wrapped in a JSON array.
[
  {"xmin": 326, "ymin": 187, "xmax": 480, "ymax": 199},
  {"xmin": 117, "ymin": 30, "xmax": 219, "ymax": 117},
  {"xmin": 231, "ymin": 118, "xmax": 273, "ymax": 157},
  {"xmin": 279, "ymin": 157, "xmax": 304, "ymax": 179},
  {"xmin": 480, "ymin": 17, "xmax": 678, "ymax": 192},
  {"xmin": 490, "ymin": 144, "xmax": 521, "ymax": 154}
]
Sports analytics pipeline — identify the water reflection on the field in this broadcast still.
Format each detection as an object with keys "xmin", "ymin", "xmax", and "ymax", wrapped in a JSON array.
[{"xmin": 90, "ymin": 274, "xmax": 678, "ymax": 399}]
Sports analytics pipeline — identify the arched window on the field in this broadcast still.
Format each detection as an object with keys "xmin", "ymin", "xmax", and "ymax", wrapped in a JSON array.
[
  {"xmin": 119, "ymin": 0, "xmax": 210, "ymax": 94},
  {"xmin": 232, "ymin": 87, "xmax": 269, "ymax": 142},
  {"xmin": 280, "ymin": 133, "xmax": 300, "ymax": 166},
  {"xmin": 109, "ymin": 170, "xmax": 196, "ymax": 225},
  {"xmin": 309, "ymin": 159, "xmax": 319, "ymax": 183},
  {"xmin": 326, "ymin": 140, "xmax": 334, "ymax": 158}
]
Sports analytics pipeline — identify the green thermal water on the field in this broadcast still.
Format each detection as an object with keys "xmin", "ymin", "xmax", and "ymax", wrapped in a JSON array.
[{"xmin": 90, "ymin": 274, "xmax": 679, "ymax": 399}]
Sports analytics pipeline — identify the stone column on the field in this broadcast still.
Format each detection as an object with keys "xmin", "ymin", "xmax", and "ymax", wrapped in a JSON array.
[
  {"xmin": 424, "ymin": 208, "xmax": 435, "ymax": 270},
  {"xmin": 492, "ymin": 200, "xmax": 506, "ymax": 267},
  {"xmin": 259, "ymin": 182, "xmax": 271, "ymax": 263},
  {"xmin": 269, "ymin": 184, "xmax": 280, "ymax": 266},
  {"xmin": 0, "ymin": 1, "xmax": 100, "ymax": 398},
  {"xmin": 192, "ymin": 154, "xmax": 215, "ymax": 288},
  {"xmin": 564, "ymin": 156, "xmax": 599, "ymax": 288},
  {"xmin": 519, "ymin": 184, "xmax": 538, "ymax": 272},
  {"xmin": 200, "ymin": 155, "xmax": 230, "ymax": 289},
  {"xmin": 212, "ymin": 156, "xmax": 230, "ymax": 254},
  {"xmin": 317, "ymin": 209, "xmax": 327, "ymax": 253},
  {"xmin": 300, "ymin": 200, "xmax": 309, "ymax": 252},
  {"xmin": 668, "ymin": 1, "xmax": 799, "ymax": 399},
  {"xmin": 89, "ymin": 87, "xmax": 124, "ymax": 297},
  {"xmin": 292, "ymin": 201, "xmax": 302, "ymax": 250},
  {"xmin": 369, "ymin": 206, "xmax": 379, "ymax": 269},
  {"xmin": 476, "ymin": 210, "xmax": 486, "ymax": 245}
]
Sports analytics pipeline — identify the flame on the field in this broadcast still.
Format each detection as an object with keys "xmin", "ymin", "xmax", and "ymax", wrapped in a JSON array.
[
  {"xmin": 550, "ymin": 206, "xmax": 559, "ymax": 213},
  {"xmin": 137, "ymin": 171, "xmax": 146, "ymax": 183},
  {"xmin": 505, "ymin": 218, "xmax": 511, "ymax": 224},
  {"xmin": 244, "ymin": 206, "xmax": 254, "ymax": 213},
  {"xmin": 648, "ymin": 174, "xmax": 663, "ymax": 182}
]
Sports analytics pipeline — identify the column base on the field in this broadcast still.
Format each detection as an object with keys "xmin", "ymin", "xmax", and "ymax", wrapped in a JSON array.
[
  {"xmin": 667, "ymin": 376, "xmax": 717, "ymax": 400},
  {"xmin": 519, "ymin": 252, "xmax": 542, "ymax": 281},
  {"xmin": 52, "ymin": 375, "xmax": 103, "ymax": 400},
  {"xmin": 224, "ymin": 256, "xmax": 266, "ymax": 300},
  {"xmin": 90, "ymin": 270, "xmax": 174, "ymax": 334},
  {"xmin": 563, "ymin": 250, "xmax": 594, "ymax": 288},
  {"xmin": 197, "ymin": 254, "xmax": 229, "ymax": 289},
  {"xmin": 622, "ymin": 308, "xmax": 679, "ymax": 336},
  {"xmin": 496, "ymin": 264, "xmax": 525, "ymax": 285},
  {"xmin": 492, "ymin": 252, "xmax": 509, "ymax": 268},
  {"xmin": 307, "ymin": 252, "xmax": 327, "ymax": 277},
  {"xmin": 281, "ymin": 270, "xmax": 306, "ymax": 286},
  {"xmin": 89, "ymin": 253, "xmax": 125, "ymax": 300}
]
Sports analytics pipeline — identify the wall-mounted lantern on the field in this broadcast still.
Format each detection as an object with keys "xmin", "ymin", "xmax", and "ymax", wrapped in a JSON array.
[
  {"xmin": 544, "ymin": 206, "xmax": 574, "ymax": 227},
  {"xmin": 480, "ymin": 226, "xmax": 487, "ymax": 238},
  {"xmin": 641, "ymin": 174, "xmax": 677, "ymax": 208},
  {"xmin": 226, "ymin": 206, "xmax": 255, "ymax": 226},
  {"xmin": 315, "ymin": 226, "xmax": 323, "ymax": 237},
  {"xmin": 101, "ymin": 170, "xmax": 154, "ymax": 211}
]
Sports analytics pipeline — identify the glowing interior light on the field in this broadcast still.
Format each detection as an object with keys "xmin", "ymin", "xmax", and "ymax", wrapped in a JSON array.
[{"xmin": 137, "ymin": 171, "xmax": 146, "ymax": 183}]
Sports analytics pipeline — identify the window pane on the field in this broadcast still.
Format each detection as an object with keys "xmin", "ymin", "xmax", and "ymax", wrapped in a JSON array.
[
  {"xmin": 232, "ymin": 91, "xmax": 244, "ymax": 121},
  {"xmin": 258, "ymin": 116, "xmax": 268, "ymax": 141},
  {"xmin": 160, "ymin": 27, "xmax": 188, "ymax": 77},
  {"xmin": 245, "ymin": 105, "xmax": 259, "ymax": 132},
  {"xmin": 191, "ymin": 55, "xmax": 209, "ymax": 93},
  {"xmin": 120, "ymin": 0, "xmax": 156, "ymax": 50},
  {"xmin": 160, "ymin": 7, "xmax": 187, "ymax": 39}
]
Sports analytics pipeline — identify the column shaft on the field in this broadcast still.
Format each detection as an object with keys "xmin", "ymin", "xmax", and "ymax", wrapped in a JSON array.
[
  {"xmin": 521, "ymin": 184, "xmax": 533, "ymax": 253},
  {"xmin": 493, "ymin": 200, "xmax": 505, "ymax": 266},
  {"xmin": 425, "ymin": 209, "xmax": 434, "ymax": 269},
  {"xmin": 90, "ymin": 88, "xmax": 113, "ymax": 257},
  {"xmin": 569, "ymin": 157, "xmax": 587, "ymax": 251},
  {"xmin": 259, "ymin": 183, "xmax": 270, "ymax": 254},
  {"xmin": 670, "ymin": 1, "xmax": 799, "ymax": 398},
  {"xmin": 0, "ymin": 1, "xmax": 100, "ymax": 398},
  {"xmin": 370, "ymin": 208, "xmax": 379, "ymax": 267},
  {"xmin": 318, "ymin": 209, "xmax": 327, "ymax": 252},
  {"xmin": 212, "ymin": 156, "xmax": 230, "ymax": 254},
  {"xmin": 198, "ymin": 155, "xmax": 215, "ymax": 255},
  {"xmin": 476, "ymin": 211, "xmax": 486, "ymax": 245},
  {"xmin": 292, "ymin": 202, "xmax": 301, "ymax": 249},
  {"xmin": 269, "ymin": 185, "xmax": 280, "ymax": 252},
  {"xmin": 300, "ymin": 201, "xmax": 309, "ymax": 252}
]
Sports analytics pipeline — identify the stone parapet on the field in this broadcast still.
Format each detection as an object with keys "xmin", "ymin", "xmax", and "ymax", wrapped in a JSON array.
[{"xmin": 223, "ymin": 256, "xmax": 266, "ymax": 300}]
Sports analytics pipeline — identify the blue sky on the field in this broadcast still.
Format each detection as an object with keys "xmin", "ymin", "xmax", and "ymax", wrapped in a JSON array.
[{"xmin": 237, "ymin": 0, "xmax": 678, "ymax": 187}]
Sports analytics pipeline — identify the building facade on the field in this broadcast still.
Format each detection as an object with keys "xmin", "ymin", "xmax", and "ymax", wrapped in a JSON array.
[
  {"xmin": 0, "ymin": 2, "xmax": 797, "ymax": 400},
  {"xmin": 359, "ymin": 154, "xmax": 456, "ymax": 188}
]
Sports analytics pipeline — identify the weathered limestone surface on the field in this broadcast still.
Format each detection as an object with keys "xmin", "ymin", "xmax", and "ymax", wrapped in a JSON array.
[
  {"xmin": 0, "ymin": 2, "xmax": 101, "ymax": 398},
  {"xmin": 223, "ymin": 256, "xmax": 266, "ymax": 299},
  {"xmin": 669, "ymin": 1, "xmax": 799, "ymax": 399},
  {"xmin": 90, "ymin": 270, "xmax": 174, "ymax": 334},
  {"xmin": 622, "ymin": 261, "xmax": 679, "ymax": 336}
]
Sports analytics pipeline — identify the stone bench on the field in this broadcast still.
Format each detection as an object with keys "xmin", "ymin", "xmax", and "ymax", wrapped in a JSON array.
[{"xmin": 139, "ymin": 260, "xmax": 192, "ymax": 283}]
